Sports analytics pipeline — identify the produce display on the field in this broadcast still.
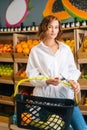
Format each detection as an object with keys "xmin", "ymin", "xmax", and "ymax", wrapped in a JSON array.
[
  {"xmin": 61, "ymin": 39, "xmax": 75, "ymax": 52},
  {"xmin": 16, "ymin": 39, "xmax": 40, "ymax": 55},
  {"xmin": 84, "ymin": 98, "xmax": 87, "ymax": 106},
  {"xmin": 0, "ymin": 40, "xmax": 13, "ymax": 53},
  {"xmin": 16, "ymin": 69, "xmax": 27, "ymax": 78},
  {"xmin": 0, "ymin": 63, "xmax": 13, "ymax": 76},
  {"xmin": 83, "ymin": 38, "xmax": 87, "ymax": 52}
]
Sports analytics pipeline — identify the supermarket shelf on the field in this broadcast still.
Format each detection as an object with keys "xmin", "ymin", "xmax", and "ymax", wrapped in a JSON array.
[
  {"xmin": 0, "ymin": 53, "xmax": 13, "ymax": 62},
  {"xmin": 0, "ymin": 122, "xmax": 9, "ymax": 128},
  {"xmin": 0, "ymin": 115, "xmax": 10, "ymax": 123},
  {"xmin": 0, "ymin": 95, "xmax": 14, "ymax": 106},
  {"xmin": 78, "ymin": 59, "xmax": 87, "ymax": 64},
  {"xmin": 81, "ymin": 110, "xmax": 87, "ymax": 115},
  {"xmin": 78, "ymin": 79, "xmax": 87, "ymax": 90},
  {"xmin": 80, "ymin": 85, "xmax": 87, "ymax": 90},
  {"xmin": 0, "ymin": 76, "xmax": 14, "ymax": 84},
  {"xmin": 14, "ymin": 53, "xmax": 28, "ymax": 63}
]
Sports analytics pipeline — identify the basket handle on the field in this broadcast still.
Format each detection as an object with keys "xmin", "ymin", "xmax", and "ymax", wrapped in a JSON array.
[
  {"xmin": 14, "ymin": 76, "xmax": 49, "ymax": 97},
  {"xmin": 14, "ymin": 76, "xmax": 78, "ymax": 104}
]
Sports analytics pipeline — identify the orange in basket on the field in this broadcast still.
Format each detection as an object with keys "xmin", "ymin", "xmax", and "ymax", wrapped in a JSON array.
[{"xmin": 21, "ymin": 112, "xmax": 32, "ymax": 125}]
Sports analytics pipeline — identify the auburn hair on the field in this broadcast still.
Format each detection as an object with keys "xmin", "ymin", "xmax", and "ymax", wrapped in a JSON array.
[{"xmin": 38, "ymin": 15, "xmax": 62, "ymax": 40}]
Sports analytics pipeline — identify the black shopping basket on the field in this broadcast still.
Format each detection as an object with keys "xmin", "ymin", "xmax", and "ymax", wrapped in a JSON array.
[{"xmin": 15, "ymin": 78, "xmax": 75, "ymax": 130}]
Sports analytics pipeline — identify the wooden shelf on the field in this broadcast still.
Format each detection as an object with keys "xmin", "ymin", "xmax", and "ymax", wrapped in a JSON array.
[
  {"xmin": 10, "ymin": 124, "xmax": 26, "ymax": 130},
  {"xmin": 0, "ymin": 115, "xmax": 10, "ymax": 123},
  {"xmin": 78, "ymin": 79, "xmax": 87, "ymax": 90},
  {"xmin": 0, "ymin": 95, "xmax": 14, "ymax": 106},
  {"xmin": 0, "ymin": 122, "xmax": 9, "ymax": 128},
  {"xmin": 14, "ymin": 53, "xmax": 28, "ymax": 63},
  {"xmin": 81, "ymin": 110, "xmax": 87, "ymax": 115},
  {"xmin": 0, "ymin": 76, "xmax": 14, "ymax": 84},
  {"xmin": 0, "ymin": 53, "xmax": 13, "ymax": 62},
  {"xmin": 78, "ymin": 59, "xmax": 87, "ymax": 64}
]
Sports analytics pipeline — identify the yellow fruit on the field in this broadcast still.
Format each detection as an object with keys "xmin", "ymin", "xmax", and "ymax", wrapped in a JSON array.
[{"xmin": 23, "ymin": 48, "xmax": 30, "ymax": 54}]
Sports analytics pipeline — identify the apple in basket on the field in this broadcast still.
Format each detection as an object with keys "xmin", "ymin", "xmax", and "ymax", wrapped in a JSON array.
[{"xmin": 5, "ymin": 0, "xmax": 29, "ymax": 27}]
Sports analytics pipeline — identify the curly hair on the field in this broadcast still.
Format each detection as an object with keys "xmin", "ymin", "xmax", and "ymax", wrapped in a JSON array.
[{"xmin": 38, "ymin": 15, "xmax": 62, "ymax": 40}]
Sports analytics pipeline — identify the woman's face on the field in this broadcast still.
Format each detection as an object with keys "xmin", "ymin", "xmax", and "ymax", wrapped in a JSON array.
[{"xmin": 46, "ymin": 20, "xmax": 59, "ymax": 39}]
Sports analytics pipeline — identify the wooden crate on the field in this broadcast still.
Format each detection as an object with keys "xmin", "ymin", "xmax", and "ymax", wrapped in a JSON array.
[
  {"xmin": 76, "ymin": 30, "xmax": 87, "ymax": 59},
  {"xmin": 0, "ymin": 53, "xmax": 13, "ymax": 62},
  {"xmin": 78, "ymin": 66, "xmax": 87, "ymax": 89},
  {"xmin": 79, "ymin": 92, "xmax": 87, "ymax": 112},
  {"xmin": 13, "ymin": 33, "xmax": 28, "ymax": 61},
  {"xmin": 77, "ymin": 43, "xmax": 87, "ymax": 59},
  {"xmin": 13, "ymin": 33, "xmax": 28, "ymax": 52},
  {"xmin": 14, "ymin": 53, "xmax": 28, "ymax": 63},
  {"xmin": 14, "ymin": 67, "xmax": 27, "ymax": 81}
]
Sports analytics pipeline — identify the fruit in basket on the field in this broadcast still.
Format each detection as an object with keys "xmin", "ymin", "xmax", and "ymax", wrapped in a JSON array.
[
  {"xmin": 46, "ymin": 114, "xmax": 65, "ymax": 129},
  {"xmin": 21, "ymin": 112, "xmax": 32, "ymax": 125}
]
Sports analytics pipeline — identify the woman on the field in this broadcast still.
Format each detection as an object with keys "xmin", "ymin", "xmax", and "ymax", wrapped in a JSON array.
[{"xmin": 26, "ymin": 15, "xmax": 87, "ymax": 130}]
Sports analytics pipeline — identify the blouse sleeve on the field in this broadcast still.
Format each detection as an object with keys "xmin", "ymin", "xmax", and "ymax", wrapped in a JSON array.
[{"xmin": 26, "ymin": 51, "xmax": 47, "ymax": 87}]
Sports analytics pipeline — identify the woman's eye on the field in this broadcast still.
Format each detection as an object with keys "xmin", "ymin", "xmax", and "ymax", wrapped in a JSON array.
[{"xmin": 48, "ymin": 26, "xmax": 52, "ymax": 29}]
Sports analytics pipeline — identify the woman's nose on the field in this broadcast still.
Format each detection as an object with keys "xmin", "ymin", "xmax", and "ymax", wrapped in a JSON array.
[{"xmin": 52, "ymin": 28, "xmax": 54, "ymax": 32}]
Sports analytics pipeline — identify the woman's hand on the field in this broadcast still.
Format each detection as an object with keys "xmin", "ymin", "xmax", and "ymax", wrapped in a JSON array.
[
  {"xmin": 46, "ymin": 77, "xmax": 61, "ymax": 86},
  {"xmin": 68, "ymin": 80, "xmax": 80, "ymax": 94}
]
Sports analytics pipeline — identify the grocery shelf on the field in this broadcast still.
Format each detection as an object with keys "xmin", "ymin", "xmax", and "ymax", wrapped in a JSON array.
[
  {"xmin": 78, "ymin": 79, "xmax": 87, "ymax": 90},
  {"xmin": 0, "ymin": 115, "xmax": 10, "ymax": 123},
  {"xmin": 14, "ymin": 53, "xmax": 28, "ymax": 63},
  {"xmin": 0, "ymin": 53, "xmax": 13, "ymax": 62},
  {"xmin": 78, "ymin": 59, "xmax": 87, "ymax": 64},
  {"xmin": 81, "ymin": 110, "xmax": 87, "ymax": 115},
  {"xmin": 0, "ymin": 76, "xmax": 14, "ymax": 84},
  {"xmin": 0, "ymin": 95, "xmax": 14, "ymax": 106},
  {"xmin": 10, "ymin": 124, "xmax": 26, "ymax": 130}
]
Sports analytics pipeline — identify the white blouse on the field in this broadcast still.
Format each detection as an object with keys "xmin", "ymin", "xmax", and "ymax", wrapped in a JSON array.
[{"xmin": 26, "ymin": 41, "xmax": 81, "ymax": 99}]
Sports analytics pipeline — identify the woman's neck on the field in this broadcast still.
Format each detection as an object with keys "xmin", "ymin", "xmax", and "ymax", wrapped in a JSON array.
[
  {"xmin": 43, "ymin": 39, "xmax": 56, "ymax": 47},
  {"xmin": 43, "ymin": 39, "xmax": 59, "ymax": 53}
]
